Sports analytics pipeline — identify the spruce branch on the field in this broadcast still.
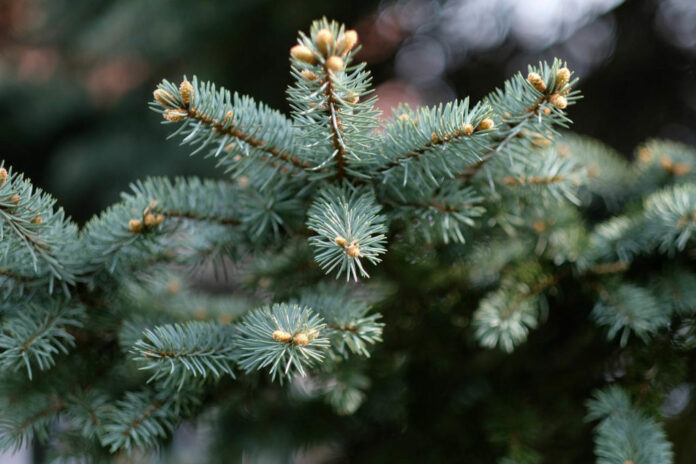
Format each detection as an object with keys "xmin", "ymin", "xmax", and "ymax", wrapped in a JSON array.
[
  {"xmin": 376, "ymin": 100, "xmax": 495, "ymax": 186},
  {"xmin": 584, "ymin": 216, "xmax": 644, "ymax": 266},
  {"xmin": 235, "ymin": 303, "xmax": 329, "ymax": 382},
  {"xmin": 0, "ymin": 301, "xmax": 84, "ymax": 379},
  {"xmin": 298, "ymin": 283, "xmax": 384, "ymax": 358},
  {"xmin": 473, "ymin": 262, "xmax": 560, "ymax": 353},
  {"xmin": 592, "ymin": 282, "xmax": 670, "ymax": 346},
  {"xmin": 80, "ymin": 177, "xmax": 244, "ymax": 277},
  {"xmin": 642, "ymin": 183, "xmax": 696, "ymax": 253},
  {"xmin": 99, "ymin": 386, "xmax": 201, "ymax": 453},
  {"xmin": 288, "ymin": 19, "xmax": 381, "ymax": 179},
  {"xmin": 131, "ymin": 321, "xmax": 236, "ymax": 390},
  {"xmin": 460, "ymin": 60, "xmax": 580, "ymax": 182},
  {"xmin": 64, "ymin": 390, "xmax": 110, "ymax": 440},
  {"xmin": 633, "ymin": 139, "xmax": 696, "ymax": 193},
  {"xmin": 384, "ymin": 182, "xmax": 485, "ymax": 244},
  {"xmin": 651, "ymin": 267, "xmax": 696, "ymax": 317},
  {"xmin": 0, "ymin": 395, "xmax": 65, "ymax": 452},
  {"xmin": 307, "ymin": 185, "xmax": 387, "ymax": 281},
  {"xmin": 0, "ymin": 166, "xmax": 80, "ymax": 294},
  {"xmin": 555, "ymin": 135, "xmax": 632, "ymax": 210},
  {"xmin": 493, "ymin": 144, "xmax": 585, "ymax": 207},
  {"xmin": 586, "ymin": 386, "xmax": 673, "ymax": 464},
  {"xmin": 152, "ymin": 77, "xmax": 311, "ymax": 179},
  {"xmin": 473, "ymin": 287, "xmax": 542, "ymax": 353}
]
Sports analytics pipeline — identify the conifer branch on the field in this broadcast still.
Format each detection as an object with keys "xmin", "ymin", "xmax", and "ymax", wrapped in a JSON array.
[
  {"xmin": 376, "ymin": 100, "xmax": 494, "ymax": 186},
  {"xmin": 131, "ymin": 321, "xmax": 236, "ymax": 390},
  {"xmin": 321, "ymin": 61, "xmax": 348, "ymax": 179},
  {"xmin": 0, "ymin": 302, "xmax": 84, "ymax": 379},
  {"xmin": 461, "ymin": 60, "xmax": 579, "ymax": 181},
  {"xmin": 100, "ymin": 387, "xmax": 201, "ymax": 453},
  {"xmin": 152, "ymin": 78, "xmax": 310, "ymax": 180},
  {"xmin": 0, "ymin": 167, "xmax": 80, "ymax": 293},
  {"xmin": 235, "ymin": 303, "xmax": 330, "ymax": 382},
  {"xmin": 586, "ymin": 386, "xmax": 674, "ymax": 463},
  {"xmin": 288, "ymin": 19, "xmax": 380, "ymax": 179},
  {"xmin": 184, "ymin": 107, "xmax": 312, "ymax": 171},
  {"xmin": 307, "ymin": 185, "xmax": 387, "ymax": 280},
  {"xmin": 0, "ymin": 398, "xmax": 65, "ymax": 451}
]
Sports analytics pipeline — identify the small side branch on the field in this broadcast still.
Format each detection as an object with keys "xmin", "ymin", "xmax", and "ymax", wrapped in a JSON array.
[{"xmin": 186, "ymin": 108, "xmax": 313, "ymax": 170}]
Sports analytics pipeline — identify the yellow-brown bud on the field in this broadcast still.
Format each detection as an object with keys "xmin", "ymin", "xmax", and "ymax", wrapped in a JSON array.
[
  {"xmin": 194, "ymin": 307, "xmax": 207, "ymax": 320},
  {"xmin": 527, "ymin": 72, "xmax": 547, "ymax": 93},
  {"xmin": 549, "ymin": 94, "xmax": 567, "ymax": 109},
  {"xmin": 476, "ymin": 118, "xmax": 495, "ymax": 131},
  {"xmin": 153, "ymin": 88, "xmax": 175, "ymax": 107},
  {"xmin": 399, "ymin": 114, "xmax": 410, "ymax": 121},
  {"xmin": 8, "ymin": 194, "xmax": 20, "ymax": 204},
  {"xmin": 293, "ymin": 332, "xmax": 309, "ymax": 347},
  {"xmin": 129, "ymin": 219, "xmax": 143, "ymax": 233},
  {"xmin": 306, "ymin": 328, "xmax": 318, "ymax": 340},
  {"xmin": 431, "ymin": 132, "xmax": 440, "ymax": 144},
  {"xmin": 316, "ymin": 28, "xmax": 333, "ymax": 55},
  {"xmin": 346, "ymin": 242, "xmax": 361, "ymax": 258},
  {"xmin": 0, "ymin": 168, "xmax": 7, "ymax": 187},
  {"xmin": 344, "ymin": 92, "xmax": 360, "ymax": 104},
  {"xmin": 542, "ymin": 107, "xmax": 552, "ymax": 115},
  {"xmin": 673, "ymin": 163, "xmax": 691, "ymax": 176},
  {"xmin": 179, "ymin": 80, "xmax": 194, "ymax": 106},
  {"xmin": 326, "ymin": 56, "xmax": 344, "ymax": 72},
  {"xmin": 532, "ymin": 220, "xmax": 547, "ymax": 233},
  {"xmin": 290, "ymin": 44, "xmax": 315, "ymax": 64},
  {"xmin": 144, "ymin": 213, "xmax": 156, "ymax": 227},
  {"xmin": 273, "ymin": 329, "xmax": 293, "ymax": 343},
  {"xmin": 587, "ymin": 164, "xmax": 600, "ymax": 178},
  {"xmin": 163, "ymin": 109, "xmax": 187, "ymax": 122},
  {"xmin": 31, "ymin": 216, "xmax": 42, "ymax": 224},
  {"xmin": 660, "ymin": 156, "xmax": 673, "ymax": 170},
  {"xmin": 301, "ymin": 70, "xmax": 319, "ymax": 80},
  {"xmin": 337, "ymin": 30, "xmax": 358, "ymax": 55},
  {"xmin": 556, "ymin": 67, "xmax": 571, "ymax": 87},
  {"xmin": 167, "ymin": 280, "xmax": 181, "ymax": 294},
  {"xmin": 461, "ymin": 123, "xmax": 474, "ymax": 136},
  {"xmin": 335, "ymin": 235, "xmax": 348, "ymax": 247},
  {"xmin": 154, "ymin": 214, "xmax": 165, "ymax": 225},
  {"xmin": 638, "ymin": 148, "xmax": 653, "ymax": 162},
  {"xmin": 533, "ymin": 137, "xmax": 552, "ymax": 147}
]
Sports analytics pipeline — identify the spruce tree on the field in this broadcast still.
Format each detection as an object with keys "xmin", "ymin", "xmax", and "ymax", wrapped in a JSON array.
[{"xmin": 1, "ymin": 18, "xmax": 695, "ymax": 463}]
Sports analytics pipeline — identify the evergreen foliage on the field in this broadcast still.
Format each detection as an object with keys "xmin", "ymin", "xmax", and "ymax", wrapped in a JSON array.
[{"xmin": 1, "ymin": 17, "xmax": 695, "ymax": 463}]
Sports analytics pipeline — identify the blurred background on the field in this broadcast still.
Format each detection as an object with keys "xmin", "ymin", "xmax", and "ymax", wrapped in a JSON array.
[{"xmin": 1, "ymin": 0, "xmax": 696, "ymax": 462}]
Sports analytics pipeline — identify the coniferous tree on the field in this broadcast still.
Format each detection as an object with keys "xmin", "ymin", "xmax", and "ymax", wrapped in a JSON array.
[{"xmin": 1, "ymin": 18, "xmax": 695, "ymax": 463}]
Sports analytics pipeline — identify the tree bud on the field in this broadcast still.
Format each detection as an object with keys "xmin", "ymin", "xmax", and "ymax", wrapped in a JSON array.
[
  {"xmin": 179, "ymin": 80, "xmax": 194, "ymax": 106},
  {"xmin": 129, "ymin": 219, "xmax": 143, "ymax": 233},
  {"xmin": 549, "ymin": 94, "xmax": 567, "ymax": 109},
  {"xmin": 316, "ymin": 28, "xmax": 333, "ymax": 55},
  {"xmin": 337, "ymin": 30, "xmax": 358, "ymax": 55},
  {"xmin": 273, "ymin": 330, "xmax": 292, "ymax": 343},
  {"xmin": 527, "ymin": 72, "xmax": 547, "ymax": 93},
  {"xmin": 291, "ymin": 44, "xmax": 315, "ymax": 64},
  {"xmin": 476, "ymin": 118, "xmax": 495, "ymax": 131},
  {"xmin": 153, "ymin": 88, "xmax": 176, "ymax": 107},
  {"xmin": 293, "ymin": 332, "xmax": 310, "ymax": 347},
  {"xmin": 326, "ymin": 56, "xmax": 344, "ymax": 72}
]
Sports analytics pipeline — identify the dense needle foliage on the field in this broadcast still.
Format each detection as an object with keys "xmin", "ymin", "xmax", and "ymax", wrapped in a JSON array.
[{"xmin": 1, "ymin": 18, "xmax": 696, "ymax": 463}]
